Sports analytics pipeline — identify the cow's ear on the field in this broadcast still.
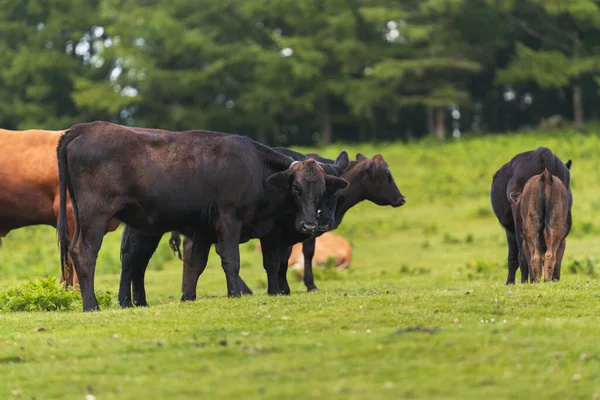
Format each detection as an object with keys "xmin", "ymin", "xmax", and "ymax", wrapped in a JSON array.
[
  {"xmin": 356, "ymin": 153, "xmax": 368, "ymax": 162},
  {"xmin": 366, "ymin": 161, "xmax": 376, "ymax": 178},
  {"xmin": 509, "ymin": 191, "xmax": 521, "ymax": 204},
  {"xmin": 325, "ymin": 175, "xmax": 349, "ymax": 191},
  {"xmin": 267, "ymin": 169, "xmax": 293, "ymax": 190},
  {"xmin": 566, "ymin": 160, "xmax": 572, "ymax": 170},
  {"xmin": 334, "ymin": 151, "xmax": 350, "ymax": 172}
]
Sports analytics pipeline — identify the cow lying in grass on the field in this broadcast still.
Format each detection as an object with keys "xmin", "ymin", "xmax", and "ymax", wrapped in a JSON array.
[
  {"xmin": 57, "ymin": 121, "xmax": 348, "ymax": 311},
  {"xmin": 510, "ymin": 169, "xmax": 572, "ymax": 283}
]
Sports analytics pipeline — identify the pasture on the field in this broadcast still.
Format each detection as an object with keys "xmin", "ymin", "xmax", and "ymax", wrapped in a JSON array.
[{"xmin": 3, "ymin": 129, "xmax": 600, "ymax": 399}]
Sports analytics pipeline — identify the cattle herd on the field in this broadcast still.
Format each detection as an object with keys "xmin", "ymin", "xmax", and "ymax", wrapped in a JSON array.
[{"xmin": 0, "ymin": 122, "xmax": 572, "ymax": 312}]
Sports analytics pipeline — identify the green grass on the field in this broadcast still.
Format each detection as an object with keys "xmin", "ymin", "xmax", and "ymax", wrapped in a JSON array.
[{"xmin": 3, "ymin": 128, "xmax": 600, "ymax": 399}]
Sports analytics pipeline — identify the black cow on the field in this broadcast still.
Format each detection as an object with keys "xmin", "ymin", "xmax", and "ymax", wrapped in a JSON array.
[
  {"xmin": 118, "ymin": 148, "xmax": 350, "ymax": 307},
  {"xmin": 57, "ymin": 121, "xmax": 348, "ymax": 311},
  {"xmin": 177, "ymin": 152, "xmax": 406, "ymax": 298},
  {"xmin": 490, "ymin": 147, "xmax": 572, "ymax": 284}
]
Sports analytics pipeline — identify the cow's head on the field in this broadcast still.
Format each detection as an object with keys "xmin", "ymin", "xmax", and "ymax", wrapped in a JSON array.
[
  {"xmin": 355, "ymin": 153, "xmax": 406, "ymax": 207},
  {"xmin": 313, "ymin": 151, "xmax": 350, "ymax": 231},
  {"xmin": 268, "ymin": 157, "xmax": 348, "ymax": 234}
]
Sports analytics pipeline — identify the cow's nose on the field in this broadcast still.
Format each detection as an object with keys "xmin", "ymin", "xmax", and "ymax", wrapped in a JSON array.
[
  {"xmin": 301, "ymin": 222, "xmax": 317, "ymax": 233},
  {"xmin": 393, "ymin": 196, "xmax": 406, "ymax": 207}
]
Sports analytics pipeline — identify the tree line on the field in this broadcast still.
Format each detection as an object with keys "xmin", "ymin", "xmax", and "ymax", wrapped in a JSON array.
[{"xmin": 2, "ymin": 0, "xmax": 600, "ymax": 145}]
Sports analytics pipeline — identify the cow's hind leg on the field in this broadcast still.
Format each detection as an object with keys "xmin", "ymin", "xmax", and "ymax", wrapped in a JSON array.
[
  {"xmin": 544, "ymin": 231, "xmax": 565, "ymax": 283},
  {"xmin": 552, "ymin": 240, "xmax": 566, "ymax": 281},
  {"xmin": 302, "ymin": 238, "xmax": 319, "ymax": 292},
  {"xmin": 505, "ymin": 230, "xmax": 519, "ymax": 285},
  {"xmin": 237, "ymin": 276, "xmax": 254, "ymax": 295},
  {"xmin": 527, "ymin": 238, "xmax": 543, "ymax": 284},
  {"xmin": 216, "ymin": 216, "xmax": 243, "ymax": 297},
  {"xmin": 119, "ymin": 226, "xmax": 161, "ymax": 307},
  {"xmin": 212, "ymin": 241, "xmax": 252, "ymax": 295},
  {"xmin": 181, "ymin": 234, "xmax": 211, "ymax": 301},
  {"xmin": 69, "ymin": 217, "xmax": 109, "ymax": 312},
  {"xmin": 515, "ymin": 232, "xmax": 530, "ymax": 284}
]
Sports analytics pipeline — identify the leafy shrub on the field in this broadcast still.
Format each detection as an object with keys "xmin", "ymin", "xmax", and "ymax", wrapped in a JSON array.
[
  {"xmin": 423, "ymin": 223, "xmax": 438, "ymax": 236},
  {"xmin": 464, "ymin": 260, "xmax": 499, "ymax": 279},
  {"xmin": 570, "ymin": 221, "xmax": 600, "ymax": 238},
  {"xmin": 399, "ymin": 264, "xmax": 431, "ymax": 276},
  {"xmin": 443, "ymin": 233, "xmax": 462, "ymax": 244},
  {"xmin": 567, "ymin": 257, "xmax": 597, "ymax": 276},
  {"xmin": 313, "ymin": 261, "xmax": 345, "ymax": 281},
  {"xmin": 0, "ymin": 277, "xmax": 81, "ymax": 312},
  {"xmin": 97, "ymin": 290, "xmax": 115, "ymax": 309},
  {"xmin": 473, "ymin": 207, "xmax": 493, "ymax": 218}
]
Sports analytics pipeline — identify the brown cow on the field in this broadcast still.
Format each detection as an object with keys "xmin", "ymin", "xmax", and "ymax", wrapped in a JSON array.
[
  {"xmin": 0, "ymin": 128, "xmax": 118, "ymax": 290},
  {"xmin": 510, "ymin": 169, "xmax": 572, "ymax": 283},
  {"xmin": 256, "ymin": 231, "xmax": 353, "ymax": 274}
]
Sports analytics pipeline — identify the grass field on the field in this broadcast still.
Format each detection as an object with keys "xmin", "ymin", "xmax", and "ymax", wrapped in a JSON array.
[{"xmin": 3, "ymin": 128, "xmax": 600, "ymax": 399}]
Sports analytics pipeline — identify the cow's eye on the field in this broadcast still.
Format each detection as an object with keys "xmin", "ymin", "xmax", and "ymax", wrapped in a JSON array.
[{"xmin": 385, "ymin": 170, "xmax": 392, "ymax": 183}]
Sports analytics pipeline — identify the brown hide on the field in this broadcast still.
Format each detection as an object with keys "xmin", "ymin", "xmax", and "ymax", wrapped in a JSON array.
[
  {"xmin": 0, "ymin": 128, "xmax": 119, "ymax": 289},
  {"xmin": 511, "ymin": 169, "xmax": 571, "ymax": 283}
]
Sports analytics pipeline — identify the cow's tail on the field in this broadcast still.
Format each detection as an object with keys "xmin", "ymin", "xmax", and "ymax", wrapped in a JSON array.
[
  {"xmin": 540, "ymin": 169, "xmax": 553, "ymax": 236},
  {"xmin": 56, "ymin": 127, "xmax": 84, "ymax": 281},
  {"xmin": 536, "ymin": 147, "xmax": 556, "ymax": 173},
  {"xmin": 169, "ymin": 232, "xmax": 183, "ymax": 260}
]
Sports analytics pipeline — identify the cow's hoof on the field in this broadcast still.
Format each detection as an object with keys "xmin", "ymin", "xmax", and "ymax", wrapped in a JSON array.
[
  {"xmin": 119, "ymin": 300, "xmax": 134, "ymax": 308},
  {"xmin": 307, "ymin": 287, "xmax": 319, "ymax": 293}
]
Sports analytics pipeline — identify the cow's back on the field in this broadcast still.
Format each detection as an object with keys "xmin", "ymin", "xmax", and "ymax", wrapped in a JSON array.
[
  {"xmin": 64, "ymin": 122, "xmax": 268, "ymax": 231},
  {"xmin": 507, "ymin": 149, "xmax": 569, "ymax": 191},
  {"xmin": 491, "ymin": 147, "xmax": 571, "ymax": 230},
  {"xmin": 0, "ymin": 129, "xmax": 64, "ymax": 230}
]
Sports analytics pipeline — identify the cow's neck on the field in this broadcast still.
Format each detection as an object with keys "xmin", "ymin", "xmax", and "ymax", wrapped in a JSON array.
[{"xmin": 334, "ymin": 162, "xmax": 367, "ymax": 226}]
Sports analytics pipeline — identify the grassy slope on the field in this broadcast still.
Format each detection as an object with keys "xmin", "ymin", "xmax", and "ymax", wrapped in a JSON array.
[{"xmin": 3, "ymin": 129, "xmax": 600, "ymax": 399}]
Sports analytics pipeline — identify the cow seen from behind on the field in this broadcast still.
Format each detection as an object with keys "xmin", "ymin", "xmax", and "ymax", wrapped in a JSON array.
[
  {"xmin": 510, "ymin": 169, "xmax": 572, "ymax": 283},
  {"xmin": 491, "ymin": 147, "xmax": 572, "ymax": 284}
]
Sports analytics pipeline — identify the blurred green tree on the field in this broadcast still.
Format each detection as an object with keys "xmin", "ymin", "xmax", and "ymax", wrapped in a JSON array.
[
  {"xmin": 496, "ymin": 0, "xmax": 600, "ymax": 127},
  {"xmin": 0, "ymin": 0, "xmax": 118, "ymax": 129}
]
